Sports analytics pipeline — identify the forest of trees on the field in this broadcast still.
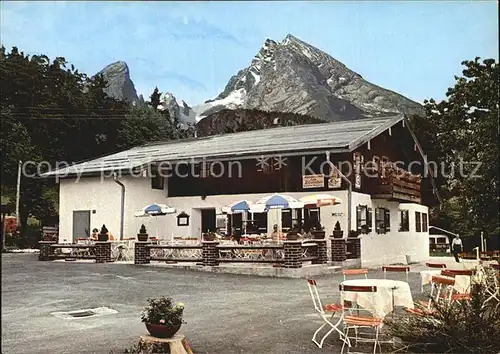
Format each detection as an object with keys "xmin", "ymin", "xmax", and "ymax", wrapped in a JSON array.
[
  {"xmin": 0, "ymin": 46, "xmax": 498, "ymax": 246},
  {"xmin": 0, "ymin": 47, "xmax": 182, "ymax": 232}
]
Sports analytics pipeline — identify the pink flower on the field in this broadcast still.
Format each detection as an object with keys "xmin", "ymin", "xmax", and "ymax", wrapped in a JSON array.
[{"xmin": 159, "ymin": 319, "xmax": 165, "ymax": 324}]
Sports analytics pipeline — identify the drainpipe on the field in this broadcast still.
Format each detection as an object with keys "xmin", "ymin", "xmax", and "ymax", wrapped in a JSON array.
[
  {"xmin": 326, "ymin": 151, "xmax": 352, "ymax": 233},
  {"xmin": 113, "ymin": 173, "xmax": 125, "ymax": 241}
]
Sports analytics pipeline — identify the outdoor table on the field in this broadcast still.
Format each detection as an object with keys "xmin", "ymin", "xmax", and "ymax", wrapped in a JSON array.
[
  {"xmin": 340, "ymin": 278, "xmax": 414, "ymax": 318},
  {"xmin": 420, "ymin": 270, "xmax": 471, "ymax": 293}
]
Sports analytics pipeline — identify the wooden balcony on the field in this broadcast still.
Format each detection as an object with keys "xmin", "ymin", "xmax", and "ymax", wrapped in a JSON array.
[{"xmin": 368, "ymin": 164, "xmax": 422, "ymax": 203}]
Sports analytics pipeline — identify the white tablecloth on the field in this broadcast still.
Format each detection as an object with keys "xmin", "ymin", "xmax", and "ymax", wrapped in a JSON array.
[
  {"xmin": 340, "ymin": 279, "xmax": 414, "ymax": 318},
  {"xmin": 420, "ymin": 270, "xmax": 471, "ymax": 293}
]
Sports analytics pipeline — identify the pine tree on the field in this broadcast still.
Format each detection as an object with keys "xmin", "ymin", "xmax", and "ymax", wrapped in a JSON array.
[{"xmin": 150, "ymin": 87, "xmax": 161, "ymax": 111}]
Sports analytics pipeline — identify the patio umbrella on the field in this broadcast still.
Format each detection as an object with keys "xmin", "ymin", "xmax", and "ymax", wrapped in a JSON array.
[
  {"xmin": 300, "ymin": 194, "xmax": 342, "ymax": 207},
  {"xmin": 253, "ymin": 193, "xmax": 304, "ymax": 211},
  {"xmin": 221, "ymin": 200, "xmax": 253, "ymax": 214},
  {"xmin": 134, "ymin": 203, "xmax": 176, "ymax": 217},
  {"xmin": 252, "ymin": 194, "xmax": 304, "ymax": 242}
]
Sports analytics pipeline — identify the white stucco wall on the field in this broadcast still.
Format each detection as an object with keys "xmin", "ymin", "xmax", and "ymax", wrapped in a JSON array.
[
  {"xmin": 58, "ymin": 176, "xmax": 429, "ymax": 267},
  {"xmin": 58, "ymin": 176, "xmax": 167, "ymax": 242},
  {"xmin": 357, "ymin": 198, "xmax": 430, "ymax": 267}
]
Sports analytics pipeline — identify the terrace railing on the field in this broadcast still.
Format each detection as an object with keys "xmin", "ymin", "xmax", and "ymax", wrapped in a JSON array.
[{"xmin": 134, "ymin": 239, "xmax": 328, "ymax": 268}]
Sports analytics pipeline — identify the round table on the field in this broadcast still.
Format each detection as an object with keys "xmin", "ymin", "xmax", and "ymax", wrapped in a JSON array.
[{"xmin": 340, "ymin": 278, "xmax": 414, "ymax": 318}]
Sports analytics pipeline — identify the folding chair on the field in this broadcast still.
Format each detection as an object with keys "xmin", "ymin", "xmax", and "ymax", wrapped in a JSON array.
[
  {"xmin": 342, "ymin": 269, "xmax": 369, "ymax": 281},
  {"xmin": 306, "ymin": 279, "xmax": 345, "ymax": 348},
  {"xmin": 417, "ymin": 275, "xmax": 455, "ymax": 310},
  {"xmin": 338, "ymin": 284, "xmax": 383, "ymax": 354},
  {"xmin": 382, "ymin": 265, "xmax": 410, "ymax": 282},
  {"xmin": 425, "ymin": 262, "xmax": 446, "ymax": 270},
  {"xmin": 484, "ymin": 264, "xmax": 500, "ymax": 308}
]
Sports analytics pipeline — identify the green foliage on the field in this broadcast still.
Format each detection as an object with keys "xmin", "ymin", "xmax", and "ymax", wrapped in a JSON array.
[
  {"xmin": 411, "ymin": 57, "xmax": 499, "ymax": 238},
  {"xmin": 149, "ymin": 87, "xmax": 161, "ymax": 111},
  {"xmin": 117, "ymin": 104, "xmax": 175, "ymax": 149},
  {"xmin": 139, "ymin": 224, "xmax": 147, "ymax": 234},
  {"xmin": 140, "ymin": 296, "xmax": 185, "ymax": 326},
  {"xmin": 0, "ymin": 46, "xmax": 129, "ymax": 230},
  {"xmin": 386, "ymin": 268, "xmax": 500, "ymax": 353}
]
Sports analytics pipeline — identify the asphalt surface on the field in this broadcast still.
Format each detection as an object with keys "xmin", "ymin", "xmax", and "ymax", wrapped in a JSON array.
[{"xmin": 2, "ymin": 254, "xmax": 425, "ymax": 354}]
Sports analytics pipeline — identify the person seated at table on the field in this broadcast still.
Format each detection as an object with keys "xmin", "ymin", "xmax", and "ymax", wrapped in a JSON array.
[
  {"xmin": 89, "ymin": 228, "xmax": 99, "ymax": 240},
  {"xmin": 270, "ymin": 224, "xmax": 283, "ymax": 242}
]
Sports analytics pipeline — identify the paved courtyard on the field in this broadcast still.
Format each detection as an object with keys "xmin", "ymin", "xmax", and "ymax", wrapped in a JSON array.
[{"xmin": 2, "ymin": 254, "xmax": 430, "ymax": 354}]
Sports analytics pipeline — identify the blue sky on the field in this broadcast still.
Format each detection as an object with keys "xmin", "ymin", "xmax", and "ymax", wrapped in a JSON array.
[{"xmin": 1, "ymin": 1, "xmax": 498, "ymax": 106}]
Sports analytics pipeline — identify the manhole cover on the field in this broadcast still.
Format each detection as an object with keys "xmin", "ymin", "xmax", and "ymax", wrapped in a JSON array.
[
  {"xmin": 51, "ymin": 306, "xmax": 117, "ymax": 319},
  {"xmin": 68, "ymin": 310, "xmax": 96, "ymax": 318}
]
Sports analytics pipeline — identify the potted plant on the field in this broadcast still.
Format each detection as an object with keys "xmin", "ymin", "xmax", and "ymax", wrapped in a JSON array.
[
  {"xmin": 287, "ymin": 224, "xmax": 300, "ymax": 240},
  {"xmin": 332, "ymin": 221, "xmax": 343, "ymax": 238},
  {"xmin": 98, "ymin": 224, "xmax": 109, "ymax": 241},
  {"xmin": 137, "ymin": 224, "xmax": 148, "ymax": 242},
  {"xmin": 348, "ymin": 229, "xmax": 360, "ymax": 238},
  {"xmin": 141, "ymin": 296, "xmax": 185, "ymax": 338},
  {"xmin": 203, "ymin": 232, "xmax": 216, "ymax": 241},
  {"xmin": 312, "ymin": 224, "xmax": 326, "ymax": 239}
]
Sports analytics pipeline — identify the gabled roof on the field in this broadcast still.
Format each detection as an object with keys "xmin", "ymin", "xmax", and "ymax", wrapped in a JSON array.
[{"xmin": 42, "ymin": 114, "xmax": 404, "ymax": 177}]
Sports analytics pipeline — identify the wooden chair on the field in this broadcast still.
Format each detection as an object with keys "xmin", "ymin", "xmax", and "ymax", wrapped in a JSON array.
[
  {"xmin": 425, "ymin": 262, "xmax": 446, "ymax": 269},
  {"xmin": 338, "ymin": 284, "xmax": 383, "ymax": 353},
  {"xmin": 342, "ymin": 268, "xmax": 369, "ymax": 280},
  {"xmin": 442, "ymin": 269, "xmax": 474, "ymax": 276},
  {"xmin": 382, "ymin": 265, "xmax": 410, "ymax": 282},
  {"xmin": 306, "ymin": 279, "xmax": 344, "ymax": 348}
]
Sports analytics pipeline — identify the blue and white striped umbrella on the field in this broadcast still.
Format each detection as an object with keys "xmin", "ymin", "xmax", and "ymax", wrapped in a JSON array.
[
  {"xmin": 252, "ymin": 193, "xmax": 304, "ymax": 212},
  {"xmin": 222, "ymin": 200, "xmax": 253, "ymax": 214},
  {"xmin": 134, "ymin": 204, "xmax": 176, "ymax": 217}
]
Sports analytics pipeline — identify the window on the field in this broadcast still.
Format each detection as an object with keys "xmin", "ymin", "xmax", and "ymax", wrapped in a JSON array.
[
  {"xmin": 415, "ymin": 212, "xmax": 422, "ymax": 232},
  {"xmin": 249, "ymin": 212, "xmax": 267, "ymax": 233},
  {"xmin": 303, "ymin": 208, "xmax": 320, "ymax": 231},
  {"xmin": 356, "ymin": 205, "xmax": 372, "ymax": 233},
  {"xmin": 422, "ymin": 213, "xmax": 428, "ymax": 232},
  {"xmin": 375, "ymin": 207, "xmax": 390, "ymax": 234},
  {"xmin": 399, "ymin": 210, "xmax": 409, "ymax": 231},
  {"xmin": 281, "ymin": 209, "xmax": 293, "ymax": 230},
  {"xmin": 151, "ymin": 167, "xmax": 164, "ymax": 190}
]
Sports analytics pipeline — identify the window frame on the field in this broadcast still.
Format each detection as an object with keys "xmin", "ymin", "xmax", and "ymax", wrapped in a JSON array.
[
  {"xmin": 399, "ymin": 210, "xmax": 409, "ymax": 232},
  {"xmin": 422, "ymin": 213, "xmax": 428, "ymax": 232},
  {"xmin": 356, "ymin": 205, "xmax": 372, "ymax": 233},
  {"xmin": 375, "ymin": 207, "xmax": 390, "ymax": 234},
  {"xmin": 415, "ymin": 211, "xmax": 422, "ymax": 232},
  {"xmin": 151, "ymin": 166, "xmax": 165, "ymax": 190}
]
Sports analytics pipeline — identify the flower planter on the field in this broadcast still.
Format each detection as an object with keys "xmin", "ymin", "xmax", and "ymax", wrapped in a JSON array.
[
  {"xmin": 203, "ymin": 233, "xmax": 216, "ymax": 241},
  {"xmin": 332, "ymin": 230, "xmax": 344, "ymax": 238},
  {"xmin": 145, "ymin": 322, "xmax": 182, "ymax": 338},
  {"xmin": 311, "ymin": 231, "xmax": 325, "ymax": 239},
  {"xmin": 137, "ymin": 233, "xmax": 148, "ymax": 242},
  {"xmin": 98, "ymin": 233, "xmax": 108, "ymax": 242}
]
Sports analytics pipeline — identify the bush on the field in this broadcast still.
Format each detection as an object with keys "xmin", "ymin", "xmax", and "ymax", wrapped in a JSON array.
[
  {"xmin": 386, "ymin": 267, "xmax": 500, "ymax": 353},
  {"xmin": 4, "ymin": 224, "xmax": 42, "ymax": 249}
]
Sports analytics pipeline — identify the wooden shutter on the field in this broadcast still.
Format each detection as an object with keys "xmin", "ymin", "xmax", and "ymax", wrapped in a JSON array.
[{"xmin": 367, "ymin": 208, "xmax": 373, "ymax": 231}]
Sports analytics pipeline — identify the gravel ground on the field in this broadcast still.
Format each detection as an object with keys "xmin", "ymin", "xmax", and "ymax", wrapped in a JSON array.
[{"xmin": 2, "ymin": 254, "xmax": 428, "ymax": 354}]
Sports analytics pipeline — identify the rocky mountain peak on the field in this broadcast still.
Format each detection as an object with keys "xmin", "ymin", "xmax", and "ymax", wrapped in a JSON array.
[
  {"xmin": 191, "ymin": 34, "xmax": 425, "ymax": 121},
  {"xmin": 96, "ymin": 61, "xmax": 138, "ymax": 103}
]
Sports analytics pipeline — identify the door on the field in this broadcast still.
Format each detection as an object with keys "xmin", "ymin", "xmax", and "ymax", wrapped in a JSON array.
[
  {"xmin": 201, "ymin": 208, "xmax": 216, "ymax": 233},
  {"xmin": 73, "ymin": 210, "xmax": 90, "ymax": 242}
]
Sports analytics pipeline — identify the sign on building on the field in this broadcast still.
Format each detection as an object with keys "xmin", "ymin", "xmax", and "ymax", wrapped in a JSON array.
[
  {"xmin": 302, "ymin": 174, "xmax": 325, "ymax": 188},
  {"xmin": 328, "ymin": 165, "xmax": 341, "ymax": 189}
]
